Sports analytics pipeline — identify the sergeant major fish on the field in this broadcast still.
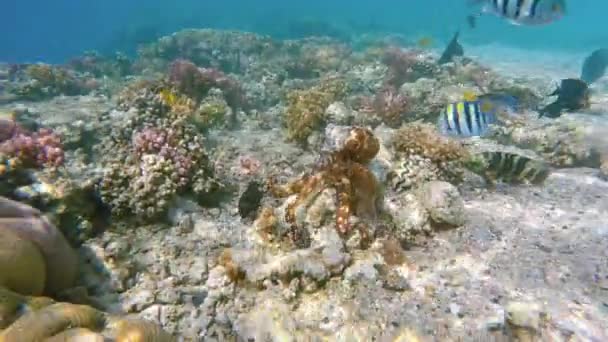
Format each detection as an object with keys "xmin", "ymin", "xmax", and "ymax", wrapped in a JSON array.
[
  {"xmin": 437, "ymin": 94, "xmax": 518, "ymax": 138},
  {"xmin": 467, "ymin": 0, "xmax": 566, "ymax": 26},
  {"xmin": 467, "ymin": 151, "xmax": 551, "ymax": 186}
]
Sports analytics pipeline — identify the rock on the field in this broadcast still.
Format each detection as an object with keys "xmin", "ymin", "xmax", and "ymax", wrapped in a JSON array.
[
  {"xmin": 238, "ymin": 180, "xmax": 264, "ymax": 218},
  {"xmin": 384, "ymin": 192, "xmax": 431, "ymax": 241},
  {"xmin": 505, "ymin": 301, "xmax": 544, "ymax": 331},
  {"xmin": 382, "ymin": 268, "xmax": 410, "ymax": 291},
  {"xmin": 417, "ymin": 181, "xmax": 466, "ymax": 227},
  {"xmin": 344, "ymin": 258, "xmax": 381, "ymax": 283},
  {"xmin": 325, "ymin": 102, "xmax": 354, "ymax": 125}
]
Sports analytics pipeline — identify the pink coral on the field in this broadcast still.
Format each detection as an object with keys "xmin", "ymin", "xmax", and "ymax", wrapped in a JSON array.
[
  {"xmin": 382, "ymin": 47, "xmax": 420, "ymax": 88},
  {"xmin": 0, "ymin": 116, "xmax": 18, "ymax": 142},
  {"xmin": 132, "ymin": 127, "xmax": 194, "ymax": 187},
  {"xmin": 168, "ymin": 59, "xmax": 246, "ymax": 109},
  {"xmin": 0, "ymin": 124, "xmax": 64, "ymax": 168}
]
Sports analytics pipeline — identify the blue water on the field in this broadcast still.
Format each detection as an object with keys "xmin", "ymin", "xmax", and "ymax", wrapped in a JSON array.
[{"xmin": 2, "ymin": 0, "xmax": 607, "ymax": 63}]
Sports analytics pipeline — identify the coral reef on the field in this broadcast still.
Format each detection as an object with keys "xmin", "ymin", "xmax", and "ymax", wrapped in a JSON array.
[
  {"xmin": 284, "ymin": 76, "xmax": 347, "ymax": 144},
  {"xmin": 381, "ymin": 47, "xmax": 440, "ymax": 88},
  {"xmin": 0, "ymin": 111, "xmax": 65, "ymax": 199},
  {"xmin": 1, "ymin": 27, "xmax": 607, "ymax": 341},
  {"xmin": 283, "ymin": 37, "xmax": 352, "ymax": 79},
  {"xmin": 389, "ymin": 122, "xmax": 470, "ymax": 192},
  {"xmin": 68, "ymin": 51, "xmax": 133, "ymax": 78},
  {"xmin": 355, "ymin": 85, "xmax": 410, "ymax": 128},
  {"xmin": 167, "ymin": 59, "xmax": 246, "ymax": 110},
  {"xmin": 98, "ymin": 80, "xmax": 219, "ymax": 223},
  {"xmin": 8, "ymin": 64, "xmax": 94, "ymax": 101},
  {"xmin": 135, "ymin": 29, "xmax": 279, "ymax": 74}
]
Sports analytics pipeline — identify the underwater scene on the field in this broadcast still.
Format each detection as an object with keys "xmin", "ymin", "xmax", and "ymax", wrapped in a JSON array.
[{"xmin": 1, "ymin": 0, "xmax": 608, "ymax": 341}]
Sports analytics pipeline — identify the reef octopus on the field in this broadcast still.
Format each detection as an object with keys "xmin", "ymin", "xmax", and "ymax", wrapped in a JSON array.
[{"xmin": 268, "ymin": 127, "xmax": 381, "ymax": 238}]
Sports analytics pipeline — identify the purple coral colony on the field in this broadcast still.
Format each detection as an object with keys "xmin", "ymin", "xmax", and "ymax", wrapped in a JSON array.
[{"xmin": 0, "ymin": 27, "xmax": 607, "ymax": 341}]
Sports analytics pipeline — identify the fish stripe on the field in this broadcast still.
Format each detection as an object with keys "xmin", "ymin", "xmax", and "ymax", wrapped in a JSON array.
[
  {"xmin": 489, "ymin": 152, "xmax": 503, "ymax": 169},
  {"xmin": 500, "ymin": 153, "xmax": 515, "ymax": 179},
  {"xmin": 451, "ymin": 104, "xmax": 462, "ymax": 135},
  {"xmin": 463, "ymin": 101, "xmax": 474, "ymax": 135},
  {"xmin": 530, "ymin": 0, "xmax": 541, "ymax": 18},
  {"xmin": 531, "ymin": 164, "xmax": 550, "ymax": 183},
  {"xmin": 443, "ymin": 110, "xmax": 451, "ymax": 131},
  {"xmin": 447, "ymin": 104, "xmax": 457, "ymax": 133},
  {"xmin": 519, "ymin": 163, "xmax": 536, "ymax": 181},
  {"xmin": 502, "ymin": 0, "xmax": 509, "ymax": 16},
  {"xmin": 513, "ymin": 155, "xmax": 530, "ymax": 178},
  {"xmin": 479, "ymin": 103, "xmax": 488, "ymax": 126},
  {"xmin": 507, "ymin": 0, "xmax": 519, "ymax": 18},
  {"xmin": 473, "ymin": 102, "xmax": 482, "ymax": 134},
  {"xmin": 515, "ymin": 0, "xmax": 525, "ymax": 18}
]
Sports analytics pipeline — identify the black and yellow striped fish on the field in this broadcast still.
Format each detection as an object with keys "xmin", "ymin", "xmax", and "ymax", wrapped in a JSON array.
[
  {"xmin": 437, "ymin": 100, "xmax": 498, "ymax": 138},
  {"xmin": 468, "ymin": 151, "xmax": 551, "ymax": 185},
  {"xmin": 468, "ymin": 0, "xmax": 566, "ymax": 26}
]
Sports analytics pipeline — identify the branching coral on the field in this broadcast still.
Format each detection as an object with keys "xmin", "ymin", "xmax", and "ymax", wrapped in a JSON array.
[
  {"xmin": 99, "ymin": 80, "xmax": 219, "ymax": 223},
  {"xmin": 381, "ymin": 47, "xmax": 439, "ymax": 88},
  {"xmin": 284, "ymin": 77, "xmax": 347, "ymax": 145},
  {"xmin": 356, "ymin": 85, "xmax": 409, "ymax": 128},
  {"xmin": 268, "ymin": 127, "xmax": 381, "ymax": 243},
  {"xmin": 0, "ymin": 113, "xmax": 64, "ymax": 180},
  {"xmin": 389, "ymin": 122, "xmax": 469, "ymax": 191},
  {"xmin": 168, "ymin": 59, "xmax": 246, "ymax": 110}
]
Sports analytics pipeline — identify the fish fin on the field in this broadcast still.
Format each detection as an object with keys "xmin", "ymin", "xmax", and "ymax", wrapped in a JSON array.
[
  {"xmin": 480, "ymin": 101, "xmax": 495, "ymax": 113},
  {"xmin": 463, "ymin": 91, "xmax": 478, "ymax": 102},
  {"xmin": 508, "ymin": 19, "xmax": 524, "ymax": 26}
]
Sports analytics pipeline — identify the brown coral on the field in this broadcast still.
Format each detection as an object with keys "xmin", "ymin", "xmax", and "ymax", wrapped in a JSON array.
[
  {"xmin": 389, "ymin": 123, "xmax": 469, "ymax": 190},
  {"xmin": 284, "ymin": 77, "xmax": 347, "ymax": 145},
  {"xmin": 269, "ymin": 127, "xmax": 381, "ymax": 238}
]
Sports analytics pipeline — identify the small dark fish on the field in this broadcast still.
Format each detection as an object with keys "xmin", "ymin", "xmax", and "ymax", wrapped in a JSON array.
[
  {"xmin": 467, "ymin": 14, "xmax": 477, "ymax": 29},
  {"xmin": 581, "ymin": 48, "xmax": 608, "ymax": 84},
  {"xmin": 476, "ymin": 151, "xmax": 551, "ymax": 185},
  {"xmin": 238, "ymin": 180, "xmax": 264, "ymax": 218},
  {"xmin": 539, "ymin": 78, "xmax": 590, "ymax": 118},
  {"xmin": 438, "ymin": 31, "xmax": 464, "ymax": 65}
]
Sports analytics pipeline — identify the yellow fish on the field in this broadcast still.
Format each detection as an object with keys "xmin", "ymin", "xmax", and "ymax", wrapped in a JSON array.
[{"xmin": 417, "ymin": 36, "xmax": 434, "ymax": 48}]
